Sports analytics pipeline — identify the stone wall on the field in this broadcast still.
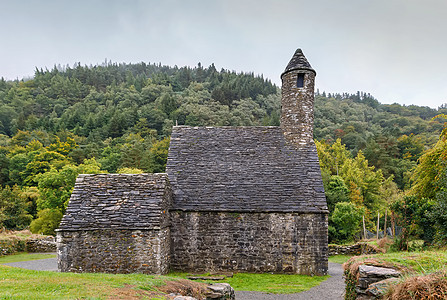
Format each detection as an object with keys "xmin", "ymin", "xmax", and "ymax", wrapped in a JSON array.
[
  {"xmin": 25, "ymin": 236, "xmax": 56, "ymax": 253},
  {"xmin": 345, "ymin": 264, "xmax": 401, "ymax": 299},
  {"xmin": 328, "ymin": 243, "xmax": 383, "ymax": 256},
  {"xmin": 170, "ymin": 211, "xmax": 328, "ymax": 275},
  {"xmin": 57, "ymin": 228, "xmax": 170, "ymax": 274}
]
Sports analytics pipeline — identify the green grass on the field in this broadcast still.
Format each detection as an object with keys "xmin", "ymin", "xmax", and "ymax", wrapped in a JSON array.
[
  {"xmin": 328, "ymin": 254, "xmax": 352, "ymax": 264},
  {"xmin": 168, "ymin": 271, "xmax": 330, "ymax": 294},
  {"xmin": 0, "ymin": 250, "xmax": 334, "ymax": 297},
  {"xmin": 0, "ymin": 252, "xmax": 56, "ymax": 264},
  {"xmin": 0, "ymin": 265, "xmax": 332, "ymax": 298},
  {"xmin": 348, "ymin": 250, "xmax": 447, "ymax": 274},
  {"xmin": 0, "ymin": 265, "xmax": 169, "ymax": 299}
]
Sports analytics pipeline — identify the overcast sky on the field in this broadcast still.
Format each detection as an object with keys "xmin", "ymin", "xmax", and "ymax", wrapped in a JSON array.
[{"xmin": 1, "ymin": 0, "xmax": 446, "ymax": 108}]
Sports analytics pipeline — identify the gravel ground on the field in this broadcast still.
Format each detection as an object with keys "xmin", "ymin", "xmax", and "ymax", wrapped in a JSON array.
[
  {"xmin": 235, "ymin": 262, "xmax": 345, "ymax": 300},
  {"xmin": 3, "ymin": 255, "xmax": 345, "ymax": 299},
  {"xmin": 2, "ymin": 253, "xmax": 58, "ymax": 272}
]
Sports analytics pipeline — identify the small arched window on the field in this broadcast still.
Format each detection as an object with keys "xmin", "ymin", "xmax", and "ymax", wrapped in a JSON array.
[{"xmin": 297, "ymin": 73, "xmax": 305, "ymax": 88}]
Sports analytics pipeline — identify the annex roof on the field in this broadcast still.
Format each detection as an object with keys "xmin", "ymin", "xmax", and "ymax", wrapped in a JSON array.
[
  {"xmin": 166, "ymin": 126, "xmax": 327, "ymax": 213},
  {"xmin": 58, "ymin": 173, "xmax": 171, "ymax": 230}
]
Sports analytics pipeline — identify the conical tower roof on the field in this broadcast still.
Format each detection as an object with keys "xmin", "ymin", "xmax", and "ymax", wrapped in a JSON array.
[{"xmin": 281, "ymin": 49, "xmax": 316, "ymax": 78}]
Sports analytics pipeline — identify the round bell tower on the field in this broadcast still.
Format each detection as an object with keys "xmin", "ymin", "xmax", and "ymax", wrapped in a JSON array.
[{"xmin": 280, "ymin": 49, "xmax": 316, "ymax": 148}]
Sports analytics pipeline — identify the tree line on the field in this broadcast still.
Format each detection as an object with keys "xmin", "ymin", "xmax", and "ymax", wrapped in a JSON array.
[{"xmin": 0, "ymin": 61, "xmax": 446, "ymax": 245}]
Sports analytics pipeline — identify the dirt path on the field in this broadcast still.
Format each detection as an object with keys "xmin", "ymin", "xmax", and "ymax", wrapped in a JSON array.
[{"xmin": 235, "ymin": 262, "xmax": 345, "ymax": 300}]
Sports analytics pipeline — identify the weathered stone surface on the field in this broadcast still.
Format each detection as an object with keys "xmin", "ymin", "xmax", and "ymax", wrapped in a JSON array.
[
  {"xmin": 167, "ymin": 126, "xmax": 327, "ymax": 213},
  {"xmin": 328, "ymin": 243, "xmax": 382, "ymax": 256},
  {"xmin": 25, "ymin": 236, "xmax": 56, "ymax": 252},
  {"xmin": 58, "ymin": 173, "xmax": 172, "ymax": 230},
  {"xmin": 356, "ymin": 265, "xmax": 401, "ymax": 296},
  {"xmin": 170, "ymin": 211, "xmax": 328, "ymax": 275},
  {"xmin": 366, "ymin": 277, "xmax": 400, "ymax": 297},
  {"xmin": 205, "ymin": 283, "xmax": 235, "ymax": 300},
  {"xmin": 173, "ymin": 296, "xmax": 197, "ymax": 300},
  {"xmin": 281, "ymin": 49, "xmax": 316, "ymax": 148},
  {"xmin": 57, "ymin": 228, "xmax": 170, "ymax": 274},
  {"xmin": 57, "ymin": 174, "xmax": 171, "ymax": 274},
  {"xmin": 188, "ymin": 276, "xmax": 226, "ymax": 281},
  {"xmin": 359, "ymin": 265, "xmax": 401, "ymax": 278}
]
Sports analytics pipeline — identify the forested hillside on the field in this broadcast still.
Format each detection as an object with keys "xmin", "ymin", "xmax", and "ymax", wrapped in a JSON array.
[{"xmin": 1, "ymin": 61, "xmax": 446, "ymax": 245}]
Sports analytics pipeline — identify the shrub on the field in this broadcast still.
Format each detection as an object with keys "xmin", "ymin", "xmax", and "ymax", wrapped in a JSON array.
[
  {"xmin": 0, "ymin": 186, "xmax": 33, "ymax": 230},
  {"xmin": 117, "ymin": 167, "xmax": 144, "ymax": 174},
  {"xmin": 330, "ymin": 202, "xmax": 365, "ymax": 243},
  {"xmin": 30, "ymin": 209, "xmax": 63, "ymax": 236}
]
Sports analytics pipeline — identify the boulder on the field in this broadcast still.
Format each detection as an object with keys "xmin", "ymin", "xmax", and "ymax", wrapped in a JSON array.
[
  {"xmin": 356, "ymin": 264, "xmax": 401, "ymax": 297},
  {"xmin": 205, "ymin": 283, "xmax": 235, "ymax": 300},
  {"xmin": 367, "ymin": 277, "xmax": 400, "ymax": 298}
]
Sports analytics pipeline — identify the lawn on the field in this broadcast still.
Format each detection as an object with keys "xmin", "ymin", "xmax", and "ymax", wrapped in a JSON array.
[
  {"xmin": 328, "ymin": 254, "xmax": 352, "ymax": 264},
  {"xmin": 0, "ymin": 265, "xmax": 170, "ymax": 299},
  {"xmin": 0, "ymin": 263, "xmax": 331, "ymax": 299},
  {"xmin": 168, "ymin": 271, "xmax": 330, "ymax": 294},
  {"xmin": 347, "ymin": 249, "xmax": 447, "ymax": 273},
  {"xmin": 0, "ymin": 252, "xmax": 56, "ymax": 264}
]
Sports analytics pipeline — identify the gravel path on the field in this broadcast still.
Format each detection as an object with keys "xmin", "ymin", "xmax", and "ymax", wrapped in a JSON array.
[
  {"xmin": 3, "ymin": 255, "xmax": 345, "ymax": 299},
  {"xmin": 2, "ymin": 253, "xmax": 58, "ymax": 272},
  {"xmin": 235, "ymin": 262, "xmax": 345, "ymax": 300}
]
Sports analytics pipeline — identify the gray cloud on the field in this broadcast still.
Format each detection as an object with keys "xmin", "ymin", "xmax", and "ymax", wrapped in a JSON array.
[{"xmin": 1, "ymin": 0, "xmax": 446, "ymax": 107}]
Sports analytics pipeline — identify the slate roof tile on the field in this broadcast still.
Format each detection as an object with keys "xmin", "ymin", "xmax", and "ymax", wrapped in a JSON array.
[{"xmin": 166, "ymin": 126, "xmax": 328, "ymax": 213}]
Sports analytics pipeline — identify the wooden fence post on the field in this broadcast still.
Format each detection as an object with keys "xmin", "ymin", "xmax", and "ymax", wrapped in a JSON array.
[
  {"xmin": 363, "ymin": 215, "xmax": 367, "ymax": 240},
  {"xmin": 376, "ymin": 212, "xmax": 380, "ymax": 239},
  {"xmin": 384, "ymin": 210, "xmax": 388, "ymax": 237}
]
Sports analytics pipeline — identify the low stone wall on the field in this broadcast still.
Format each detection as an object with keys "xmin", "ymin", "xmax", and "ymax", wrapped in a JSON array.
[
  {"xmin": 0, "ymin": 236, "xmax": 56, "ymax": 255},
  {"xmin": 344, "ymin": 263, "xmax": 402, "ymax": 299},
  {"xmin": 328, "ymin": 243, "xmax": 383, "ymax": 256},
  {"xmin": 170, "ymin": 211, "xmax": 328, "ymax": 275},
  {"xmin": 57, "ymin": 228, "xmax": 170, "ymax": 274},
  {"xmin": 25, "ymin": 236, "xmax": 56, "ymax": 253},
  {"xmin": 0, "ymin": 239, "xmax": 25, "ymax": 256}
]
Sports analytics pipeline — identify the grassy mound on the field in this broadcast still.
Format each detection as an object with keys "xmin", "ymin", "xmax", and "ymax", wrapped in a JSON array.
[
  {"xmin": 384, "ymin": 269, "xmax": 447, "ymax": 299},
  {"xmin": 343, "ymin": 250, "xmax": 447, "ymax": 299}
]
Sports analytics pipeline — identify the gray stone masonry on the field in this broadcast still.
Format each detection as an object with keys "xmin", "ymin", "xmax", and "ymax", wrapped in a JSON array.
[
  {"xmin": 170, "ymin": 211, "xmax": 328, "ymax": 276},
  {"xmin": 25, "ymin": 236, "xmax": 56, "ymax": 253},
  {"xmin": 57, "ymin": 173, "xmax": 171, "ymax": 274},
  {"xmin": 281, "ymin": 49, "xmax": 316, "ymax": 148},
  {"xmin": 57, "ymin": 228, "xmax": 170, "ymax": 274}
]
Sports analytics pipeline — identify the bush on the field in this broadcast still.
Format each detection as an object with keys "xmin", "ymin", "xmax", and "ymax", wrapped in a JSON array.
[
  {"xmin": 30, "ymin": 209, "xmax": 63, "ymax": 236},
  {"xmin": 117, "ymin": 167, "xmax": 144, "ymax": 174},
  {"xmin": 330, "ymin": 202, "xmax": 364, "ymax": 243},
  {"xmin": 0, "ymin": 186, "xmax": 33, "ymax": 230},
  {"xmin": 391, "ymin": 195, "xmax": 436, "ymax": 244},
  {"xmin": 427, "ymin": 176, "xmax": 447, "ymax": 245}
]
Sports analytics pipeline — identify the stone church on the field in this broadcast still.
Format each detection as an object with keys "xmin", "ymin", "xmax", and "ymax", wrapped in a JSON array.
[{"xmin": 56, "ymin": 49, "xmax": 329, "ymax": 276}]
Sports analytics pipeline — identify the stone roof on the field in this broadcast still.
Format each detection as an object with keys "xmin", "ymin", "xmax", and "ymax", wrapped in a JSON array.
[
  {"xmin": 58, "ymin": 173, "xmax": 171, "ymax": 231},
  {"xmin": 282, "ymin": 48, "xmax": 316, "ymax": 77},
  {"xmin": 166, "ymin": 126, "xmax": 327, "ymax": 213}
]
